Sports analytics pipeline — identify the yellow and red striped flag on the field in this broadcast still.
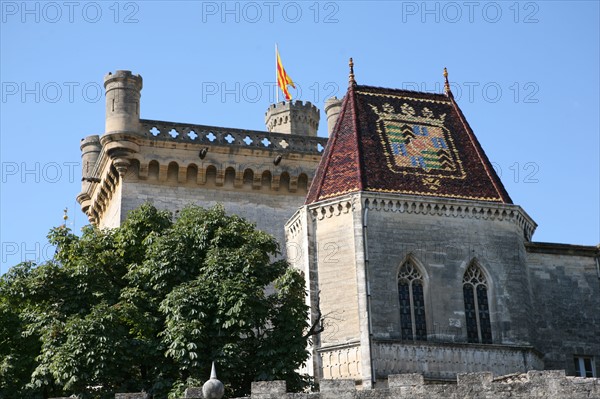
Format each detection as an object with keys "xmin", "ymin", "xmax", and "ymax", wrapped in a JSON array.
[{"xmin": 276, "ymin": 45, "xmax": 295, "ymax": 101}]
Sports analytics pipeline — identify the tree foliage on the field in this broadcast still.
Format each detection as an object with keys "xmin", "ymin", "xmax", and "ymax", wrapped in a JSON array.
[{"xmin": 0, "ymin": 204, "xmax": 310, "ymax": 398}]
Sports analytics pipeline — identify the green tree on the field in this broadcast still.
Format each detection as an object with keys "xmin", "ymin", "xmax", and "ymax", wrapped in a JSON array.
[{"xmin": 0, "ymin": 204, "xmax": 310, "ymax": 398}]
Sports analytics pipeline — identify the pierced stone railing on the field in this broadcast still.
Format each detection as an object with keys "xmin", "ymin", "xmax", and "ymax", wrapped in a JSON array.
[
  {"xmin": 139, "ymin": 119, "xmax": 328, "ymax": 155},
  {"xmin": 372, "ymin": 340, "xmax": 544, "ymax": 380}
]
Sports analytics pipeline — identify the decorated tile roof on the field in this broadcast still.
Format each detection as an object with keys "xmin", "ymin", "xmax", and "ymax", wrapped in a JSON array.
[{"xmin": 306, "ymin": 79, "xmax": 512, "ymax": 204}]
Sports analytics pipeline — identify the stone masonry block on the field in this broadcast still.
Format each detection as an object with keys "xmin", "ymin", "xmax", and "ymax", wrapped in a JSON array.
[
  {"xmin": 115, "ymin": 394, "xmax": 150, "ymax": 399},
  {"xmin": 251, "ymin": 380, "xmax": 287, "ymax": 394},
  {"xmin": 457, "ymin": 372, "xmax": 493, "ymax": 387},
  {"xmin": 184, "ymin": 386, "xmax": 204, "ymax": 398},
  {"xmin": 526, "ymin": 369, "xmax": 566, "ymax": 382},
  {"xmin": 387, "ymin": 373, "xmax": 424, "ymax": 387},
  {"xmin": 319, "ymin": 379, "xmax": 355, "ymax": 391}
]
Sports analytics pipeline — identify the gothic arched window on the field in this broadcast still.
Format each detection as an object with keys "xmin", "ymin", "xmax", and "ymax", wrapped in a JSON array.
[
  {"xmin": 398, "ymin": 260, "xmax": 427, "ymax": 341},
  {"xmin": 463, "ymin": 262, "xmax": 492, "ymax": 344}
]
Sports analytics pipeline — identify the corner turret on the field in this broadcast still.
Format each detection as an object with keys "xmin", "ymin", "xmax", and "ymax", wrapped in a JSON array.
[
  {"xmin": 76, "ymin": 134, "xmax": 102, "ymax": 219},
  {"xmin": 265, "ymin": 100, "xmax": 320, "ymax": 136},
  {"xmin": 324, "ymin": 96, "xmax": 343, "ymax": 136},
  {"xmin": 104, "ymin": 70, "xmax": 143, "ymax": 135},
  {"xmin": 100, "ymin": 70, "xmax": 142, "ymax": 177}
]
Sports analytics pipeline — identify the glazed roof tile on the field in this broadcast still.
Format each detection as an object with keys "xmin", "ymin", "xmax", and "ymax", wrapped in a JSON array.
[{"xmin": 306, "ymin": 84, "xmax": 512, "ymax": 204}]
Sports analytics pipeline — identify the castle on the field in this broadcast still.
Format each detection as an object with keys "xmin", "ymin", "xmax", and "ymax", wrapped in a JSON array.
[{"xmin": 76, "ymin": 66, "xmax": 599, "ymax": 390}]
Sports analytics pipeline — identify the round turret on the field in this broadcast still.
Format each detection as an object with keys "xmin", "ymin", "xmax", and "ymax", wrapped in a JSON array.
[
  {"xmin": 265, "ymin": 100, "xmax": 320, "ymax": 137},
  {"xmin": 104, "ymin": 70, "xmax": 143, "ymax": 135},
  {"xmin": 101, "ymin": 70, "xmax": 142, "ymax": 177},
  {"xmin": 324, "ymin": 96, "xmax": 343, "ymax": 137},
  {"xmin": 80, "ymin": 135, "xmax": 101, "ymax": 179},
  {"xmin": 77, "ymin": 134, "xmax": 102, "ymax": 215}
]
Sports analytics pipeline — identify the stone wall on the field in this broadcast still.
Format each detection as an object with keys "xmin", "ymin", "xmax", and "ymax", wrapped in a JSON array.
[
  {"xmin": 48, "ymin": 371, "xmax": 600, "ymax": 398},
  {"xmin": 85, "ymin": 124, "xmax": 324, "ymax": 257},
  {"xmin": 225, "ymin": 371, "xmax": 599, "ymax": 399},
  {"xmin": 99, "ymin": 178, "xmax": 123, "ymax": 229},
  {"xmin": 362, "ymin": 193, "xmax": 536, "ymax": 348},
  {"xmin": 525, "ymin": 242, "xmax": 600, "ymax": 375},
  {"xmin": 117, "ymin": 179, "xmax": 306, "ymax": 258},
  {"xmin": 292, "ymin": 193, "xmax": 544, "ymax": 384}
]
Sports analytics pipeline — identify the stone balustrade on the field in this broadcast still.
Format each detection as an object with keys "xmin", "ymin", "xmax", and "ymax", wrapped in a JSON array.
[
  {"xmin": 372, "ymin": 340, "xmax": 543, "ymax": 380},
  {"xmin": 139, "ymin": 119, "xmax": 328, "ymax": 155}
]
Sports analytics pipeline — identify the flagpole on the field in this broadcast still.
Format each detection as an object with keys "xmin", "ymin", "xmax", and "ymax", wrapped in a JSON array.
[{"xmin": 275, "ymin": 43, "xmax": 279, "ymax": 103}]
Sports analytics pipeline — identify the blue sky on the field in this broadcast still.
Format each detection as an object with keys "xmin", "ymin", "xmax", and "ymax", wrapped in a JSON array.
[{"xmin": 1, "ymin": 1, "xmax": 599, "ymax": 273}]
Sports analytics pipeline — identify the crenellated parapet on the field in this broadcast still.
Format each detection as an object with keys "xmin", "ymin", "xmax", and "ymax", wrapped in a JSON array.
[
  {"xmin": 49, "ymin": 370, "xmax": 600, "ymax": 398},
  {"xmin": 222, "ymin": 370, "xmax": 599, "ymax": 399},
  {"xmin": 265, "ymin": 100, "xmax": 321, "ymax": 136}
]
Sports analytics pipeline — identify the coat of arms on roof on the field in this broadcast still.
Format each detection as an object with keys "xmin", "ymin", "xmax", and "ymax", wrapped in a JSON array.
[{"xmin": 369, "ymin": 102, "xmax": 465, "ymax": 178}]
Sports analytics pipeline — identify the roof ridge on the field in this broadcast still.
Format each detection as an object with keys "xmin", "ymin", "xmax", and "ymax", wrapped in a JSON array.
[
  {"xmin": 305, "ymin": 93, "xmax": 351, "ymax": 204},
  {"xmin": 349, "ymin": 84, "xmax": 365, "ymax": 192},
  {"xmin": 356, "ymin": 84, "xmax": 449, "ymax": 99}
]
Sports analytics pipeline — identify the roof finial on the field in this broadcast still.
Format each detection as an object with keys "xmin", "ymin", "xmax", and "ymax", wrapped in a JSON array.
[
  {"xmin": 349, "ymin": 57, "xmax": 356, "ymax": 87},
  {"xmin": 443, "ymin": 67, "xmax": 451, "ymax": 96}
]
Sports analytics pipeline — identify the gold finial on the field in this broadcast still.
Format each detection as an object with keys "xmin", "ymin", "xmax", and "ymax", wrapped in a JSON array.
[
  {"xmin": 349, "ymin": 57, "xmax": 356, "ymax": 87},
  {"xmin": 63, "ymin": 208, "xmax": 68, "ymax": 221},
  {"xmin": 443, "ymin": 67, "xmax": 451, "ymax": 96}
]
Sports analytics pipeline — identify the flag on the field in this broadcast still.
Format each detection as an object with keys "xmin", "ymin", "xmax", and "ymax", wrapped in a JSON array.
[{"xmin": 276, "ymin": 46, "xmax": 295, "ymax": 101}]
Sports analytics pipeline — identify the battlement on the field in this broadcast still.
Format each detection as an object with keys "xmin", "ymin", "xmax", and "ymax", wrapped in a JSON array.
[
  {"xmin": 266, "ymin": 100, "xmax": 320, "ymax": 113},
  {"xmin": 57, "ymin": 371, "xmax": 597, "ymax": 398},
  {"xmin": 265, "ymin": 100, "xmax": 321, "ymax": 137},
  {"xmin": 225, "ymin": 371, "xmax": 599, "ymax": 399},
  {"xmin": 104, "ymin": 70, "xmax": 143, "ymax": 88}
]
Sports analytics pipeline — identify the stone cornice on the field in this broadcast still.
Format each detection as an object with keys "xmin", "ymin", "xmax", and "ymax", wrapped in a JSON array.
[
  {"xmin": 301, "ymin": 192, "xmax": 537, "ymax": 241},
  {"xmin": 317, "ymin": 340, "xmax": 361, "ymax": 352},
  {"xmin": 525, "ymin": 242, "xmax": 599, "ymax": 257}
]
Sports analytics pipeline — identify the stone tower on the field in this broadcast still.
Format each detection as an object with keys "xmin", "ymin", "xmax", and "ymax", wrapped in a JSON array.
[
  {"xmin": 265, "ymin": 100, "xmax": 320, "ymax": 136},
  {"xmin": 324, "ymin": 97, "xmax": 343, "ymax": 136},
  {"xmin": 286, "ymin": 73, "xmax": 544, "ymax": 387},
  {"xmin": 77, "ymin": 70, "xmax": 327, "ymax": 251}
]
